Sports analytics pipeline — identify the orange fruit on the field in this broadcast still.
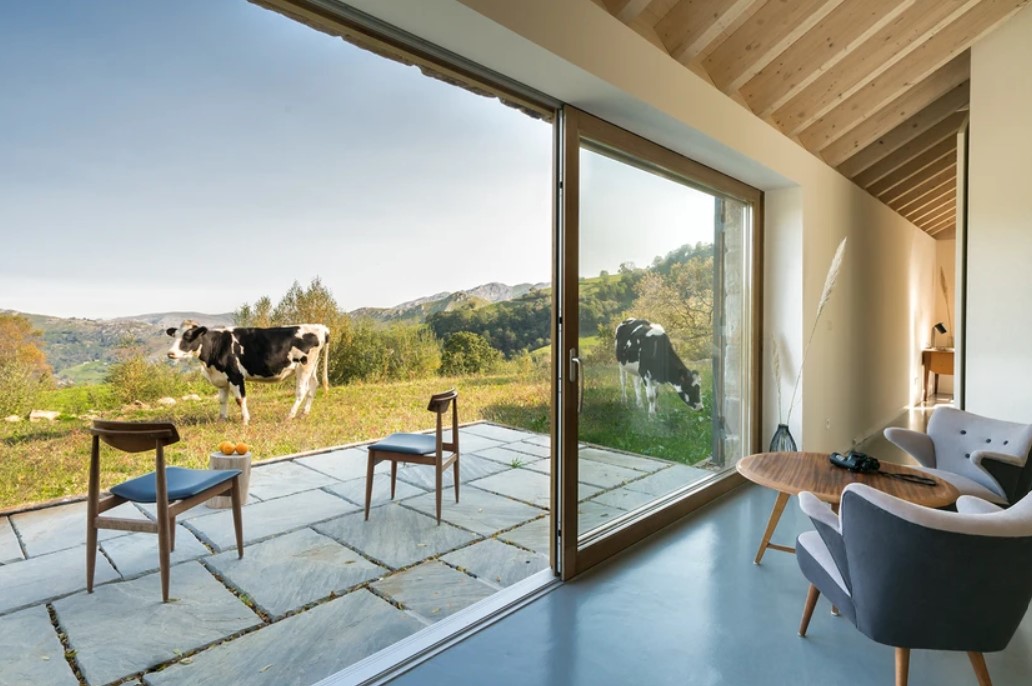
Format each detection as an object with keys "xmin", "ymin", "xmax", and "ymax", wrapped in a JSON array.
[
  {"xmin": 219, "ymin": 441, "xmax": 235, "ymax": 455},
  {"xmin": 235, "ymin": 442, "xmax": 249, "ymax": 455}
]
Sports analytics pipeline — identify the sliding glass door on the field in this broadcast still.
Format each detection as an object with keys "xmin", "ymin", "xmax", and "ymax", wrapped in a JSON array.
[{"xmin": 557, "ymin": 108, "xmax": 761, "ymax": 578}]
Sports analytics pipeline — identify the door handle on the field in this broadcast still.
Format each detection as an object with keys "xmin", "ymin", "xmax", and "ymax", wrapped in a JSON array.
[{"xmin": 569, "ymin": 349, "xmax": 583, "ymax": 414}]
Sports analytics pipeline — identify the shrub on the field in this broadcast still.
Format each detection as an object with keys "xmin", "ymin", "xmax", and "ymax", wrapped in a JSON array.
[
  {"xmin": 107, "ymin": 356, "xmax": 197, "ymax": 405},
  {"xmin": 440, "ymin": 332, "xmax": 501, "ymax": 376},
  {"xmin": 0, "ymin": 361, "xmax": 47, "ymax": 417},
  {"xmin": 331, "ymin": 320, "xmax": 441, "ymax": 384}
]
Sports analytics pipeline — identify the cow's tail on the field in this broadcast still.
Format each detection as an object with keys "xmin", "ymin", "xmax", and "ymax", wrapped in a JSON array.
[{"xmin": 321, "ymin": 327, "xmax": 331, "ymax": 393}]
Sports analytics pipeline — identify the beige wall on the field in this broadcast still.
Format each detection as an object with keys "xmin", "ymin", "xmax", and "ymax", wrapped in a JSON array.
[
  {"xmin": 935, "ymin": 239, "xmax": 957, "ymax": 396},
  {"xmin": 967, "ymin": 4, "xmax": 1032, "ymax": 421},
  {"xmin": 345, "ymin": 0, "xmax": 937, "ymax": 450}
]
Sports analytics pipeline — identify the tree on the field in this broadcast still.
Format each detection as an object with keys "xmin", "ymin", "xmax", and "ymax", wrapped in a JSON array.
[
  {"xmin": 0, "ymin": 314, "xmax": 52, "ymax": 415},
  {"xmin": 631, "ymin": 247, "xmax": 714, "ymax": 361},
  {"xmin": 440, "ymin": 332, "xmax": 501, "ymax": 375}
]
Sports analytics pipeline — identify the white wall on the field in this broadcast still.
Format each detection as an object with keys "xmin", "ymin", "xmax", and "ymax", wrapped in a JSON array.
[
  {"xmin": 341, "ymin": 0, "xmax": 937, "ymax": 450},
  {"xmin": 967, "ymin": 4, "xmax": 1032, "ymax": 421}
]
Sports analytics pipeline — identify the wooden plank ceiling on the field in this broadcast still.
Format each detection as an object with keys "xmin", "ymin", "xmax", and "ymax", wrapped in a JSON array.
[{"xmin": 596, "ymin": 0, "xmax": 1030, "ymax": 239}]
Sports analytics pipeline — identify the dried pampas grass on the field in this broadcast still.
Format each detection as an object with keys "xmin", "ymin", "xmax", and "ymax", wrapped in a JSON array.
[
  {"xmin": 939, "ymin": 266, "xmax": 952, "ymax": 332},
  {"xmin": 783, "ymin": 237, "xmax": 847, "ymax": 424},
  {"xmin": 771, "ymin": 335, "xmax": 784, "ymax": 424}
]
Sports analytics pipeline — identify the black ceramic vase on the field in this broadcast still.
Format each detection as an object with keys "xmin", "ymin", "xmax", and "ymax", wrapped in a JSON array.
[{"xmin": 769, "ymin": 423, "xmax": 797, "ymax": 452}]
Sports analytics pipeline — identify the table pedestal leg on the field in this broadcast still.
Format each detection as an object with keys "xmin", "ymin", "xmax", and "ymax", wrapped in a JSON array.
[{"xmin": 754, "ymin": 491, "xmax": 793, "ymax": 564}]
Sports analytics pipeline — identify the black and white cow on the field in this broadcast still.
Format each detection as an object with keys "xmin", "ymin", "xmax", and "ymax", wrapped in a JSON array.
[
  {"xmin": 166, "ymin": 320, "xmax": 330, "ymax": 425},
  {"xmin": 615, "ymin": 318, "xmax": 703, "ymax": 416}
]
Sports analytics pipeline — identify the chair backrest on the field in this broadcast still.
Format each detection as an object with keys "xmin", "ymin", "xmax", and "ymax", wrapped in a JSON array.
[
  {"xmin": 927, "ymin": 407, "xmax": 1032, "ymax": 498},
  {"xmin": 841, "ymin": 483, "xmax": 1032, "ymax": 652},
  {"xmin": 91, "ymin": 420, "xmax": 180, "ymax": 453},
  {"xmin": 427, "ymin": 390, "xmax": 458, "ymax": 452}
]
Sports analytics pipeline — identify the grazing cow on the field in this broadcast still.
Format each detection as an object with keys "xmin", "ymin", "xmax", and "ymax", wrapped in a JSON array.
[
  {"xmin": 615, "ymin": 318, "xmax": 703, "ymax": 416},
  {"xmin": 166, "ymin": 320, "xmax": 330, "ymax": 425}
]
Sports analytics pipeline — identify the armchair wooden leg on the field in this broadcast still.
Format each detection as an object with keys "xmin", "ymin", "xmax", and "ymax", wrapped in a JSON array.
[
  {"xmin": 895, "ymin": 647, "xmax": 910, "ymax": 686},
  {"xmin": 364, "ymin": 452, "xmax": 375, "ymax": 520},
  {"xmin": 230, "ymin": 477, "xmax": 244, "ymax": 560},
  {"xmin": 799, "ymin": 584, "xmax": 820, "ymax": 636},
  {"xmin": 967, "ymin": 652, "xmax": 992, "ymax": 686}
]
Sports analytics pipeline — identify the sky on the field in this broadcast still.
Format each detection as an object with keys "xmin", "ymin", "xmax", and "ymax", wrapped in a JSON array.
[{"xmin": 0, "ymin": 0, "xmax": 714, "ymax": 320}]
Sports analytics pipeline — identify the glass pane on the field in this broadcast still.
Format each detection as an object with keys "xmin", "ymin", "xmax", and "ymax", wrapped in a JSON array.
[{"xmin": 575, "ymin": 145, "xmax": 751, "ymax": 539}]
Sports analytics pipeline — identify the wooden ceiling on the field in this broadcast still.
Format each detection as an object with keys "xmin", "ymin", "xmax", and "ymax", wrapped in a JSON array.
[{"xmin": 595, "ymin": 0, "xmax": 1030, "ymax": 239}]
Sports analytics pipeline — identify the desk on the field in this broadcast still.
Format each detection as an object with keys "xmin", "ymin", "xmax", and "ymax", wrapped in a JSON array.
[
  {"xmin": 922, "ymin": 348, "xmax": 954, "ymax": 402},
  {"xmin": 737, "ymin": 452, "xmax": 958, "ymax": 564}
]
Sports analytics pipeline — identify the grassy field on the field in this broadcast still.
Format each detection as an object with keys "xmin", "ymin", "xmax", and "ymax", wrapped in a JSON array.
[{"xmin": 0, "ymin": 365, "xmax": 713, "ymax": 512}]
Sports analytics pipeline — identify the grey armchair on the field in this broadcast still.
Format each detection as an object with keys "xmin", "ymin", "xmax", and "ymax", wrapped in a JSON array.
[
  {"xmin": 884, "ymin": 407, "xmax": 1032, "ymax": 505},
  {"xmin": 796, "ymin": 483, "xmax": 1032, "ymax": 686}
]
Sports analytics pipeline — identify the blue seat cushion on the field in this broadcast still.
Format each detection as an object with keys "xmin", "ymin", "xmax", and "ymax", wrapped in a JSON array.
[
  {"xmin": 369, "ymin": 433, "xmax": 437, "ymax": 455},
  {"xmin": 110, "ymin": 466, "xmax": 240, "ymax": 503}
]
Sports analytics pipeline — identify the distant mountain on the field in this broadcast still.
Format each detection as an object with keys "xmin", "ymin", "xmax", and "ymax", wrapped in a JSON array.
[
  {"xmin": 351, "ymin": 281, "xmax": 547, "ymax": 324},
  {"xmin": 112, "ymin": 311, "xmax": 235, "ymax": 330}
]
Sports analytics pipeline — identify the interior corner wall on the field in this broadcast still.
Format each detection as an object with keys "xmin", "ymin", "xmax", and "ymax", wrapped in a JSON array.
[
  {"xmin": 967, "ymin": 4, "xmax": 1032, "ymax": 421},
  {"xmin": 338, "ymin": 0, "xmax": 937, "ymax": 451}
]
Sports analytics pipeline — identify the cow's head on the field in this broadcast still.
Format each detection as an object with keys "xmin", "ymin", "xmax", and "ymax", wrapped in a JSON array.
[
  {"xmin": 166, "ymin": 320, "xmax": 207, "ymax": 360},
  {"xmin": 675, "ymin": 369, "xmax": 704, "ymax": 411}
]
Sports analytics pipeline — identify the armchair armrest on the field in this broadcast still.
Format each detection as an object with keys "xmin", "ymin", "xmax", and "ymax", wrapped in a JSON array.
[
  {"xmin": 971, "ymin": 449, "xmax": 1029, "ymax": 469},
  {"xmin": 799, "ymin": 491, "xmax": 840, "ymax": 533},
  {"xmin": 956, "ymin": 495, "xmax": 1005, "ymax": 515},
  {"xmin": 884, "ymin": 427, "xmax": 936, "ymax": 467}
]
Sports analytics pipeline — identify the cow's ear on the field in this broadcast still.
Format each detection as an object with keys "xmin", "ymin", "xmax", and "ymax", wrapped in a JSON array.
[{"xmin": 166, "ymin": 328, "xmax": 177, "ymax": 337}]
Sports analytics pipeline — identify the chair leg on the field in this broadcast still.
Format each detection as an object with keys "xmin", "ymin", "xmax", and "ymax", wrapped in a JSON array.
[
  {"xmin": 86, "ymin": 521, "xmax": 98, "ymax": 594},
  {"xmin": 169, "ymin": 516, "xmax": 176, "ymax": 552},
  {"xmin": 230, "ymin": 477, "xmax": 244, "ymax": 559},
  {"xmin": 156, "ymin": 508, "xmax": 172, "ymax": 603},
  {"xmin": 391, "ymin": 461, "xmax": 398, "ymax": 500},
  {"xmin": 967, "ymin": 652, "xmax": 992, "ymax": 686},
  {"xmin": 435, "ymin": 462, "xmax": 443, "ymax": 525},
  {"xmin": 895, "ymin": 647, "xmax": 910, "ymax": 686},
  {"xmin": 453, "ymin": 455, "xmax": 460, "ymax": 503},
  {"xmin": 364, "ymin": 452, "xmax": 375, "ymax": 520},
  {"xmin": 798, "ymin": 584, "xmax": 820, "ymax": 636},
  {"xmin": 86, "ymin": 436, "xmax": 100, "ymax": 593}
]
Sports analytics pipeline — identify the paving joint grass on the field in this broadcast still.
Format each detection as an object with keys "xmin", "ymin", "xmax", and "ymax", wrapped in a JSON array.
[{"xmin": 46, "ymin": 602, "xmax": 88, "ymax": 686}]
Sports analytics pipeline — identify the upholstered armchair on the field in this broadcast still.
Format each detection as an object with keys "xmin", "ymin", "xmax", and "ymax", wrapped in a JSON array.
[
  {"xmin": 884, "ymin": 407, "xmax": 1032, "ymax": 505},
  {"xmin": 795, "ymin": 483, "xmax": 1032, "ymax": 686}
]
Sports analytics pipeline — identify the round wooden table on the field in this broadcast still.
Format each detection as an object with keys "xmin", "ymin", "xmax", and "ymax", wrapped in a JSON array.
[{"xmin": 737, "ymin": 451, "xmax": 960, "ymax": 564}]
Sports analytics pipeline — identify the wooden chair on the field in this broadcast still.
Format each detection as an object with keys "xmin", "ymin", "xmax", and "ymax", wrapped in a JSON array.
[
  {"xmin": 364, "ymin": 390, "xmax": 459, "ymax": 524},
  {"xmin": 87, "ymin": 420, "xmax": 244, "ymax": 602}
]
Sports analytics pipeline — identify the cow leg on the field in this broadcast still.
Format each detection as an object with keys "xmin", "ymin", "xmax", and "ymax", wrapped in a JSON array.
[
  {"xmin": 302, "ymin": 369, "xmax": 318, "ymax": 415},
  {"xmin": 230, "ymin": 383, "xmax": 249, "ymax": 424},
  {"xmin": 619, "ymin": 366, "xmax": 628, "ymax": 403},
  {"xmin": 633, "ymin": 375, "xmax": 644, "ymax": 409},
  {"xmin": 217, "ymin": 387, "xmax": 229, "ymax": 421},
  {"xmin": 645, "ymin": 379, "xmax": 658, "ymax": 417},
  {"xmin": 288, "ymin": 371, "xmax": 306, "ymax": 420}
]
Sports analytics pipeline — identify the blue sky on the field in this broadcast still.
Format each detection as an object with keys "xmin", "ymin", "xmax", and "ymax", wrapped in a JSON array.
[{"xmin": 0, "ymin": 0, "xmax": 712, "ymax": 320}]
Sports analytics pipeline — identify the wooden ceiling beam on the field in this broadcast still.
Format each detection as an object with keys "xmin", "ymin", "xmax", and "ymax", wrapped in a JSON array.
[
  {"xmin": 837, "ymin": 110, "xmax": 967, "ymax": 179},
  {"xmin": 883, "ymin": 162, "xmax": 956, "ymax": 207},
  {"xmin": 924, "ymin": 214, "xmax": 957, "ymax": 235},
  {"xmin": 772, "ymin": 0, "xmax": 978, "ymax": 136},
  {"xmin": 654, "ymin": 0, "xmax": 766, "ymax": 65},
  {"xmin": 741, "ymin": 0, "xmax": 916, "ymax": 118},
  {"xmin": 705, "ymin": 0, "xmax": 845, "ymax": 94},
  {"xmin": 851, "ymin": 112, "xmax": 965, "ymax": 187},
  {"xmin": 866, "ymin": 137, "xmax": 957, "ymax": 198},
  {"xmin": 905, "ymin": 188, "xmax": 956, "ymax": 222},
  {"xmin": 913, "ymin": 201, "xmax": 957, "ymax": 229},
  {"xmin": 887, "ymin": 170, "xmax": 957, "ymax": 212},
  {"xmin": 609, "ymin": 0, "xmax": 658, "ymax": 23},
  {"xmin": 803, "ymin": 53, "xmax": 969, "ymax": 159}
]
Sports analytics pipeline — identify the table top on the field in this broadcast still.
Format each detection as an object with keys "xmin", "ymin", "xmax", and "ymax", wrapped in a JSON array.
[{"xmin": 737, "ymin": 451, "xmax": 959, "ymax": 508}]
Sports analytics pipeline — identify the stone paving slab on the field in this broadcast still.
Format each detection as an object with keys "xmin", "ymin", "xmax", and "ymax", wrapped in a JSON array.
[
  {"xmin": 588, "ymin": 486, "xmax": 659, "ymax": 512},
  {"xmin": 574, "ymin": 459, "xmax": 643, "ymax": 489},
  {"xmin": 371, "ymin": 560, "xmax": 495, "ymax": 622},
  {"xmin": 144, "ymin": 589, "xmax": 424, "ymax": 686},
  {"xmin": 521, "ymin": 434, "xmax": 551, "ymax": 447},
  {"xmin": 247, "ymin": 461, "xmax": 342, "ymax": 501},
  {"xmin": 207, "ymin": 528, "xmax": 387, "ymax": 619},
  {"xmin": 622, "ymin": 463, "xmax": 712, "ymax": 497},
  {"xmin": 326, "ymin": 474, "xmax": 426, "ymax": 508},
  {"xmin": 100, "ymin": 524, "xmax": 210, "ymax": 579},
  {"xmin": 314, "ymin": 503, "xmax": 478, "ymax": 570},
  {"xmin": 441, "ymin": 538, "xmax": 549, "ymax": 588},
  {"xmin": 579, "ymin": 446, "xmax": 669, "ymax": 472},
  {"xmin": 403, "ymin": 485, "xmax": 544, "ymax": 536},
  {"xmin": 295, "ymin": 448, "xmax": 387, "ymax": 482},
  {"xmin": 393, "ymin": 453, "xmax": 510, "ymax": 491},
  {"xmin": 446, "ymin": 431, "xmax": 503, "ymax": 454},
  {"xmin": 0, "ymin": 516, "xmax": 23, "ymax": 564},
  {"xmin": 501, "ymin": 441, "xmax": 551, "ymax": 458},
  {"xmin": 54, "ymin": 561, "xmax": 260, "ymax": 686},
  {"xmin": 496, "ymin": 516, "xmax": 549, "ymax": 555},
  {"xmin": 462, "ymin": 424, "xmax": 538, "ymax": 443},
  {"xmin": 474, "ymin": 446, "xmax": 544, "ymax": 466},
  {"xmin": 186, "ymin": 490, "xmax": 357, "ymax": 552},
  {"xmin": 521, "ymin": 458, "xmax": 552, "ymax": 474},
  {"xmin": 0, "ymin": 544, "xmax": 119, "ymax": 615},
  {"xmin": 469, "ymin": 469, "xmax": 550, "ymax": 508},
  {"xmin": 138, "ymin": 493, "xmax": 263, "ymax": 521},
  {"xmin": 11, "ymin": 501, "xmax": 146, "ymax": 557},
  {"xmin": 0, "ymin": 605, "xmax": 79, "ymax": 686},
  {"xmin": 578, "ymin": 500, "xmax": 629, "ymax": 533}
]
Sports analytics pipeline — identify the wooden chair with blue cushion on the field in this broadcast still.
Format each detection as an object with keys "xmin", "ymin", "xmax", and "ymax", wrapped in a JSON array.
[
  {"xmin": 364, "ymin": 390, "xmax": 459, "ymax": 524},
  {"xmin": 87, "ymin": 420, "xmax": 244, "ymax": 602}
]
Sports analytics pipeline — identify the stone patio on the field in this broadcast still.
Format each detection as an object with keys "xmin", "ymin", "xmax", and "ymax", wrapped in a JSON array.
[{"xmin": 0, "ymin": 422, "xmax": 711, "ymax": 686}]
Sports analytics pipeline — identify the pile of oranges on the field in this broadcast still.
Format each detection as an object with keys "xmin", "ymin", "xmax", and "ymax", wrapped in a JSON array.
[{"xmin": 218, "ymin": 441, "xmax": 250, "ymax": 456}]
